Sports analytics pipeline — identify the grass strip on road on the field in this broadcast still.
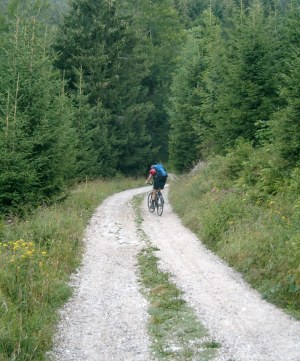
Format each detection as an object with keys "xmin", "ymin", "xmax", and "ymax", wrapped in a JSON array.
[{"xmin": 133, "ymin": 195, "xmax": 219, "ymax": 361}]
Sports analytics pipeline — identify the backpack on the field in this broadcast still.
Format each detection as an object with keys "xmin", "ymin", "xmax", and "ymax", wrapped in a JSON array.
[{"xmin": 154, "ymin": 164, "xmax": 168, "ymax": 178}]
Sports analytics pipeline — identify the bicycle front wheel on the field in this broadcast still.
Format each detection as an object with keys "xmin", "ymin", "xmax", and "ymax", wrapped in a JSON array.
[
  {"xmin": 148, "ymin": 193, "xmax": 155, "ymax": 212},
  {"xmin": 156, "ymin": 193, "xmax": 164, "ymax": 216}
]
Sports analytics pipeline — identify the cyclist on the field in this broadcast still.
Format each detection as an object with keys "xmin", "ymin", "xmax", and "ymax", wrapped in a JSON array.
[{"xmin": 145, "ymin": 163, "xmax": 168, "ymax": 210}]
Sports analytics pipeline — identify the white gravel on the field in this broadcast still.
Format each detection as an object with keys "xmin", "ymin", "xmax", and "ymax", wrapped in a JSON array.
[
  {"xmin": 50, "ymin": 185, "xmax": 300, "ymax": 361},
  {"xmin": 49, "ymin": 187, "xmax": 151, "ymax": 361}
]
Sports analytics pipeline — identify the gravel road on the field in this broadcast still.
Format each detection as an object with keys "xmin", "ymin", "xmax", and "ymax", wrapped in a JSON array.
[{"xmin": 50, "ymin": 185, "xmax": 300, "ymax": 361}]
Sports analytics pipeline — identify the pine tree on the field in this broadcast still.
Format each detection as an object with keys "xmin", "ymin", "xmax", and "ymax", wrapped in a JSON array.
[
  {"xmin": 54, "ymin": 0, "xmax": 152, "ymax": 176},
  {"xmin": 210, "ymin": 0, "xmax": 279, "ymax": 153},
  {"xmin": 168, "ymin": 27, "xmax": 203, "ymax": 172},
  {"xmin": 168, "ymin": 8, "xmax": 225, "ymax": 170},
  {"xmin": 191, "ymin": 9, "xmax": 225, "ymax": 157},
  {"xmin": 270, "ymin": 1, "xmax": 300, "ymax": 165},
  {"xmin": 131, "ymin": 0, "xmax": 185, "ymax": 161},
  {"xmin": 0, "ymin": 14, "xmax": 76, "ymax": 212}
]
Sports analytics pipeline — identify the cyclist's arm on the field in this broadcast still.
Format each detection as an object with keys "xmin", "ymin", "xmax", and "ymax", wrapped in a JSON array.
[{"xmin": 145, "ymin": 174, "xmax": 152, "ymax": 183}]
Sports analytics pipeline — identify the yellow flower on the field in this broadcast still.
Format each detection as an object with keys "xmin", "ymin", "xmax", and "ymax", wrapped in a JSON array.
[{"xmin": 13, "ymin": 244, "xmax": 20, "ymax": 250}]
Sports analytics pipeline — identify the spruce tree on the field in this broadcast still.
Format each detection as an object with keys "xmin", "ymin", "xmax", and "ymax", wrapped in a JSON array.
[
  {"xmin": 131, "ymin": 0, "xmax": 185, "ymax": 161},
  {"xmin": 168, "ymin": 27, "xmax": 203, "ymax": 172},
  {"xmin": 0, "ymin": 14, "xmax": 76, "ymax": 212},
  {"xmin": 168, "ymin": 9, "xmax": 224, "ymax": 170},
  {"xmin": 210, "ymin": 0, "xmax": 279, "ymax": 153},
  {"xmin": 54, "ymin": 0, "xmax": 152, "ymax": 176},
  {"xmin": 270, "ymin": 1, "xmax": 300, "ymax": 165}
]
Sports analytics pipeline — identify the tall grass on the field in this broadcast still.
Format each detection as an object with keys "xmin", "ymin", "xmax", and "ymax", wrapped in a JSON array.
[
  {"xmin": 0, "ymin": 178, "xmax": 143, "ymax": 361},
  {"xmin": 169, "ymin": 152, "xmax": 300, "ymax": 319}
]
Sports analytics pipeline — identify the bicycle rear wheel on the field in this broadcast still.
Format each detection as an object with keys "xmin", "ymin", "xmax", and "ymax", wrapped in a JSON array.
[
  {"xmin": 156, "ymin": 193, "xmax": 164, "ymax": 216},
  {"xmin": 148, "ymin": 193, "xmax": 155, "ymax": 212}
]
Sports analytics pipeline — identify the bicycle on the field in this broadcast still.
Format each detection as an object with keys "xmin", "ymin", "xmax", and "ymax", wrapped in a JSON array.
[{"xmin": 147, "ymin": 185, "xmax": 164, "ymax": 216}]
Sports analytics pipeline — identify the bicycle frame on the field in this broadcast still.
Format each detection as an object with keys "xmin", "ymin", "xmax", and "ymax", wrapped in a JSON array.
[{"xmin": 147, "ymin": 185, "xmax": 164, "ymax": 216}]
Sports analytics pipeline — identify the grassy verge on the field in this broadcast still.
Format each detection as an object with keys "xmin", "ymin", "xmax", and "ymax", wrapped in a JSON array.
[
  {"xmin": 132, "ymin": 195, "xmax": 219, "ymax": 360},
  {"xmin": 169, "ymin": 156, "xmax": 300, "ymax": 319},
  {"xmin": 0, "ymin": 178, "xmax": 143, "ymax": 361}
]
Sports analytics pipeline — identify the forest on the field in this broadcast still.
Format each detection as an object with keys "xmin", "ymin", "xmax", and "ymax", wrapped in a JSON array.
[{"xmin": 0, "ymin": 0, "xmax": 299, "ymax": 215}]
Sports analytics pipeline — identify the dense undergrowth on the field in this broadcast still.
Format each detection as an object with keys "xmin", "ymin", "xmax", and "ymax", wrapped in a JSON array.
[
  {"xmin": 0, "ymin": 178, "xmax": 143, "ymax": 361},
  {"xmin": 169, "ymin": 142, "xmax": 300, "ymax": 319}
]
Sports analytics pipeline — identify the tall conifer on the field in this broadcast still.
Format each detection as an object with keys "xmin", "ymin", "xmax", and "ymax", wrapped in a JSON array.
[
  {"xmin": 210, "ymin": 0, "xmax": 279, "ymax": 152},
  {"xmin": 0, "ymin": 14, "xmax": 76, "ymax": 212},
  {"xmin": 54, "ymin": 0, "xmax": 152, "ymax": 175},
  {"xmin": 270, "ymin": 1, "xmax": 300, "ymax": 165}
]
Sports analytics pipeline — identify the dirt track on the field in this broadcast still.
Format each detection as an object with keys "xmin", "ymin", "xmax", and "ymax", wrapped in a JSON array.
[{"xmin": 50, "ymin": 185, "xmax": 300, "ymax": 361}]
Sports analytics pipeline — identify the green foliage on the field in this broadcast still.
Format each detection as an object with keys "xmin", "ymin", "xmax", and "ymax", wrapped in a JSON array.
[
  {"xmin": 169, "ymin": 1, "xmax": 284, "ymax": 165},
  {"xmin": 210, "ymin": 1, "xmax": 279, "ymax": 152},
  {"xmin": 169, "ymin": 0, "xmax": 300, "ymax": 168},
  {"xmin": 130, "ymin": 0, "xmax": 185, "ymax": 161},
  {"xmin": 269, "ymin": 2, "xmax": 300, "ymax": 165},
  {"xmin": 168, "ymin": 11, "xmax": 224, "ymax": 171},
  {"xmin": 53, "ymin": 0, "xmax": 155, "ymax": 177},
  {"xmin": 0, "ymin": 14, "xmax": 76, "ymax": 214},
  {"xmin": 168, "ymin": 27, "xmax": 203, "ymax": 172}
]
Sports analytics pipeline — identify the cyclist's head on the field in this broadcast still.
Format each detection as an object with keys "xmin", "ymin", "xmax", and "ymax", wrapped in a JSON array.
[{"xmin": 150, "ymin": 168, "xmax": 156, "ymax": 175}]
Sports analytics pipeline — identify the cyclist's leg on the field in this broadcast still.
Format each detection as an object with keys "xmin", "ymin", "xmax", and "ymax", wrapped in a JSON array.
[
  {"xmin": 151, "ymin": 189, "xmax": 157, "ymax": 201},
  {"xmin": 148, "ymin": 192, "xmax": 155, "ymax": 212},
  {"xmin": 157, "ymin": 192, "xmax": 164, "ymax": 216},
  {"xmin": 154, "ymin": 177, "xmax": 165, "ymax": 200},
  {"xmin": 152, "ymin": 179, "xmax": 160, "ymax": 202}
]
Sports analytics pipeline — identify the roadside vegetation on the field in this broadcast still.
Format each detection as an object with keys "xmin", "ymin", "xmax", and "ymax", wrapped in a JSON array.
[
  {"xmin": 169, "ymin": 144, "xmax": 300, "ymax": 320},
  {"xmin": 0, "ymin": 178, "xmax": 143, "ymax": 361},
  {"xmin": 133, "ymin": 195, "xmax": 219, "ymax": 360}
]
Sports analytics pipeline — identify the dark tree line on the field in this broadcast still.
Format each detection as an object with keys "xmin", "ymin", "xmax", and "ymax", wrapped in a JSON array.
[
  {"xmin": 0, "ymin": 0, "xmax": 298, "ymax": 214},
  {"xmin": 168, "ymin": 0, "xmax": 300, "ymax": 175},
  {"xmin": 53, "ymin": 0, "xmax": 185, "ymax": 176}
]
